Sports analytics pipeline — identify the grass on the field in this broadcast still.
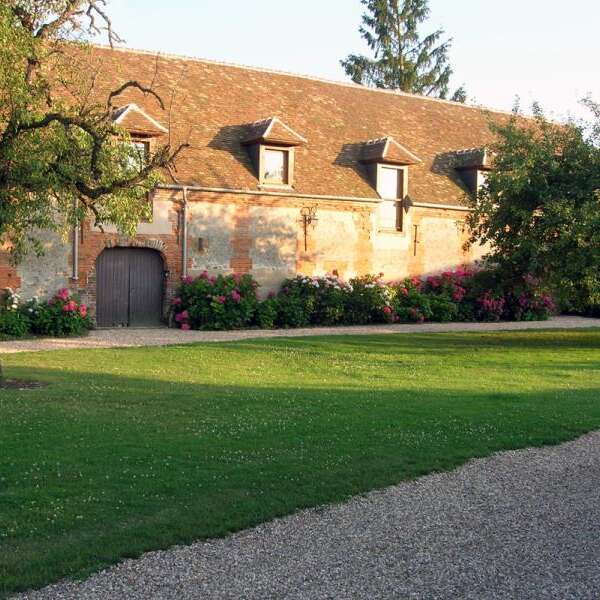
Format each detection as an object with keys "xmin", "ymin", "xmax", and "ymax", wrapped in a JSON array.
[{"xmin": 1, "ymin": 329, "xmax": 600, "ymax": 596}]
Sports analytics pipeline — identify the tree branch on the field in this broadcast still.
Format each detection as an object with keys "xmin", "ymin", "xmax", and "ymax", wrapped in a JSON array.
[{"xmin": 107, "ymin": 81, "xmax": 165, "ymax": 111}]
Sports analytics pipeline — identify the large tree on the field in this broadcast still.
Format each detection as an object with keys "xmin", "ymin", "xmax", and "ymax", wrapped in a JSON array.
[
  {"xmin": 468, "ymin": 101, "xmax": 600, "ymax": 313},
  {"xmin": 341, "ymin": 0, "xmax": 466, "ymax": 101},
  {"xmin": 0, "ymin": 0, "xmax": 186, "ymax": 261}
]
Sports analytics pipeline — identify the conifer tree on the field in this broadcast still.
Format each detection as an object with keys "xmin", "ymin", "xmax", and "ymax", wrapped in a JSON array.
[{"xmin": 342, "ymin": 0, "xmax": 466, "ymax": 101}]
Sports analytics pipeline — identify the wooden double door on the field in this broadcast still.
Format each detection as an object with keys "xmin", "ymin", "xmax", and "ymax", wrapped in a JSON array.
[{"xmin": 96, "ymin": 248, "xmax": 164, "ymax": 327}]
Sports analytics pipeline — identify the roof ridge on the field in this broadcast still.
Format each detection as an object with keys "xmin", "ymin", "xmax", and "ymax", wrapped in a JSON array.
[{"xmin": 90, "ymin": 43, "xmax": 517, "ymax": 118}]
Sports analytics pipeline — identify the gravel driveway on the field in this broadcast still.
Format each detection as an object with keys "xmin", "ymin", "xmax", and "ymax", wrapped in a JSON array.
[
  {"xmin": 16, "ymin": 432, "xmax": 600, "ymax": 600},
  {"xmin": 1, "ymin": 315, "xmax": 599, "ymax": 354}
]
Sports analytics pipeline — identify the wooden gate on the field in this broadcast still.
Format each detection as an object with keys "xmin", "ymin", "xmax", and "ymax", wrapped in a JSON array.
[{"xmin": 96, "ymin": 248, "xmax": 164, "ymax": 327}]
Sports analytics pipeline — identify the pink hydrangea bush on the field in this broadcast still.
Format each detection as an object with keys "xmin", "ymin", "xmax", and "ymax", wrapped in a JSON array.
[
  {"xmin": 171, "ymin": 267, "xmax": 555, "ymax": 331},
  {"xmin": 389, "ymin": 277, "xmax": 433, "ymax": 323},
  {"xmin": 173, "ymin": 272, "xmax": 259, "ymax": 330},
  {"xmin": 28, "ymin": 288, "xmax": 92, "ymax": 336}
]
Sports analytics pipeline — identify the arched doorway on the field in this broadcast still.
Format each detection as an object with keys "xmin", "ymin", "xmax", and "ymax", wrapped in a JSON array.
[{"xmin": 96, "ymin": 248, "xmax": 164, "ymax": 327}]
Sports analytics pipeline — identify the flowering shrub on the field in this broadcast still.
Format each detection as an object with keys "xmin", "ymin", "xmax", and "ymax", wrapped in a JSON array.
[
  {"xmin": 506, "ymin": 274, "xmax": 555, "ymax": 321},
  {"xmin": 390, "ymin": 277, "xmax": 431, "ymax": 323},
  {"xmin": 276, "ymin": 275, "xmax": 353, "ymax": 327},
  {"xmin": 28, "ymin": 288, "xmax": 92, "ymax": 336},
  {"xmin": 274, "ymin": 276, "xmax": 318, "ymax": 328},
  {"xmin": 173, "ymin": 272, "xmax": 259, "ymax": 330},
  {"xmin": 169, "ymin": 267, "xmax": 555, "ymax": 331},
  {"xmin": 0, "ymin": 288, "xmax": 30, "ymax": 337},
  {"xmin": 344, "ymin": 274, "xmax": 392, "ymax": 324},
  {"xmin": 256, "ymin": 297, "xmax": 278, "ymax": 329},
  {"xmin": 475, "ymin": 290, "xmax": 507, "ymax": 321}
]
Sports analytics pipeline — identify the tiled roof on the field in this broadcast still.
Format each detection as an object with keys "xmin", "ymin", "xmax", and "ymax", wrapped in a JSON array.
[
  {"xmin": 87, "ymin": 45, "xmax": 510, "ymax": 206},
  {"xmin": 360, "ymin": 137, "xmax": 421, "ymax": 165}
]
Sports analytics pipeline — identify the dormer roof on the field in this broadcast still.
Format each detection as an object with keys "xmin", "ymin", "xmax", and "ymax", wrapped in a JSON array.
[
  {"xmin": 360, "ymin": 137, "xmax": 421, "ymax": 166},
  {"xmin": 454, "ymin": 147, "xmax": 492, "ymax": 170},
  {"xmin": 242, "ymin": 117, "xmax": 307, "ymax": 146},
  {"xmin": 112, "ymin": 103, "xmax": 168, "ymax": 137}
]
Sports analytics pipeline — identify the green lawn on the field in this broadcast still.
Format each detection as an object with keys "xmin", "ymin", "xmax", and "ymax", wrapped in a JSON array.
[{"xmin": 2, "ymin": 330, "xmax": 600, "ymax": 596}]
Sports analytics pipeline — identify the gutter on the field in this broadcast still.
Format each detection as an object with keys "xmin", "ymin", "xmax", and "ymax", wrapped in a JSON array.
[
  {"xmin": 182, "ymin": 186, "xmax": 188, "ymax": 278},
  {"xmin": 158, "ymin": 183, "xmax": 472, "ymax": 211},
  {"xmin": 71, "ymin": 199, "xmax": 79, "ymax": 280}
]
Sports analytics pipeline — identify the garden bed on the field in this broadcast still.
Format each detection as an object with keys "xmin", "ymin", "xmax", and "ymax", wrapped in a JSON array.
[{"xmin": 170, "ymin": 268, "xmax": 555, "ymax": 332}]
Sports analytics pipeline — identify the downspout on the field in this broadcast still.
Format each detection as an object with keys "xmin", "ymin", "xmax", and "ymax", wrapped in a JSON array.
[
  {"xmin": 182, "ymin": 186, "xmax": 188, "ymax": 278},
  {"xmin": 71, "ymin": 199, "xmax": 79, "ymax": 280}
]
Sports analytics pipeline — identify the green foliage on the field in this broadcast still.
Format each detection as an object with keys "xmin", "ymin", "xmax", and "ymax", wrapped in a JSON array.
[
  {"xmin": 174, "ymin": 272, "xmax": 259, "ymax": 330},
  {"xmin": 341, "ymin": 0, "xmax": 465, "ymax": 100},
  {"xmin": 0, "ymin": 309, "xmax": 29, "ymax": 337},
  {"xmin": 344, "ymin": 274, "xmax": 393, "ymax": 324},
  {"xmin": 3, "ymin": 331, "xmax": 600, "ymax": 594},
  {"xmin": 0, "ymin": 288, "xmax": 29, "ymax": 337},
  {"xmin": 468, "ymin": 101, "xmax": 600, "ymax": 314},
  {"xmin": 0, "ymin": 2, "xmax": 183, "ymax": 260},
  {"xmin": 390, "ymin": 277, "xmax": 431, "ymax": 322},
  {"xmin": 256, "ymin": 297, "xmax": 278, "ymax": 329}
]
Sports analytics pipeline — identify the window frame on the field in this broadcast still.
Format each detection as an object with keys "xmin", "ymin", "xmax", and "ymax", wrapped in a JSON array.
[
  {"xmin": 376, "ymin": 164, "xmax": 407, "ymax": 232},
  {"xmin": 127, "ymin": 136, "xmax": 153, "ymax": 223},
  {"xmin": 259, "ymin": 145, "xmax": 294, "ymax": 188}
]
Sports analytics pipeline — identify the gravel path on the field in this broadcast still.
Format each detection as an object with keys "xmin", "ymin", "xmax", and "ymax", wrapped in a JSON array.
[
  {"xmin": 16, "ymin": 432, "xmax": 600, "ymax": 600},
  {"xmin": 1, "ymin": 315, "xmax": 599, "ymax": 354}
]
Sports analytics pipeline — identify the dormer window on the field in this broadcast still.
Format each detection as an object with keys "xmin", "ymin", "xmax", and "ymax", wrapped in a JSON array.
[
  {"xmin": 378, "ymin": 165, "xmax": 403, "ymax": 199},
  {"xmin": 127, "ymin": 139, "xmax": 150, "ymax": 170},
  {"xmin": 454, "ymin": 147, "xmax": 492, "ymax": 196},
  {"xmin": 242, "ymin": 117, "xmax": 307, "ymax": 189},
  {"xmin": 263, "ymin": 147, "xmax": 289, "ymax": 185},
  {"xmin": 360, "ymin": 137, "xmax": 420, "ymax": 232}
]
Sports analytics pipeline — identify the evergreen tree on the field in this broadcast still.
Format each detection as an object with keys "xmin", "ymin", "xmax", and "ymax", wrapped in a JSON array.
[{"xmin": 342, "ymin": 0, "xmax": 466, "ymax": 101}]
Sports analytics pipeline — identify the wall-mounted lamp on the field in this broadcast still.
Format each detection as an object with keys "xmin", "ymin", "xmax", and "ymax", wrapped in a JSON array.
[
  {"xmin": 300, "ymin": 206, "xmax": 318, "ymax": 252},
  {"xmin": 198, "ymin": 237, "xmax": 208, "ymax": 253}
]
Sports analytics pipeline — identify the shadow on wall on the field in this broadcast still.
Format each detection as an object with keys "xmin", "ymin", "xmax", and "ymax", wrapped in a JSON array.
[{"xmin": 185, "ymin": 200, "xmax": 302, "ymax": 295}]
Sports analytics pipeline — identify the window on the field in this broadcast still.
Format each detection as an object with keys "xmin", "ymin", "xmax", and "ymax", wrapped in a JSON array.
[
  {"xmin": 262, "ymin": 148, "xmax": 289, "ymax": 185},
  {"xmin": 378, "ymin": 166, "xmax": 401, "ymax": 199},
  {"xmin": 377, "ymin": 166, "xmax": 404, "ymax": 231},
  {"xmin": 126, "ymin": 139, "xmax": 152, "ymax": 222},
  {"xmin": 127, "ymin": 139, "xmax": 149, "ymax": 170}
]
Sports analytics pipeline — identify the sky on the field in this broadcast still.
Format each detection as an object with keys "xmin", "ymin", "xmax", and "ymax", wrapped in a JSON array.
[{"xmin": 97, "ymin": 0, "xmax": 600, "ymax": 121}]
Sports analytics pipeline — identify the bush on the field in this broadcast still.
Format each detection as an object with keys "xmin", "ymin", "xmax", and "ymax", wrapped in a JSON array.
[
  {"xmin": 28, "ymin": 289, "xmax": 92, "ymax": 336},
  {"xmin": 0, "ymin": 288, "xmax": 29, "ymax": 338},
  {"xmin": 344, "ymin": 274, "xmax": 393, "ymax": 324},
  {"xmin": 390, "ymin": 278, "xmax": 431, "ymax": 323},
  {"xmin": 274, "ymin": 276, "xmax": 316, "ymax": 328},
  {"xmin": 506, "ymin": 274, "xmax": 555, "ymax": 321},
  {"xmin": 256, "ymin": 296, "xmax": 278, "ymax": 329},
  {"xmin": 275, "ymin": 275, "xmax": 353, "ymax": 327},
  {"xmin": 173, "ymin": 272, "xmax": 259, "ymax": 330},
  {"xmin": 0, "ymin": 310, "xmax": 30, "ymax": 338},
  {"xmin": 169, "ymin": 267, "xmax": 557, "ymax": 332}
]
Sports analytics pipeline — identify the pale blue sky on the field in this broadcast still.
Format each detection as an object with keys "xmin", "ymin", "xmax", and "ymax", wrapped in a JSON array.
[{"xmin": 101, "ymin": 0, "xmax": 599, "ymax": 120}]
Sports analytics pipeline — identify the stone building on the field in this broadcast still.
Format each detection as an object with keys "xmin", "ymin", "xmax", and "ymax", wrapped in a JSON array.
[{"xmin": 1, "ymin": 46, "xmax": 499, "ymax": 327}]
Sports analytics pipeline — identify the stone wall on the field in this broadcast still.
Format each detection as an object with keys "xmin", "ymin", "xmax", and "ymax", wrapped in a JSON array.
[{"xmin": 6, "ymin": 189, "xmax": 487, "ymax": 318}]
